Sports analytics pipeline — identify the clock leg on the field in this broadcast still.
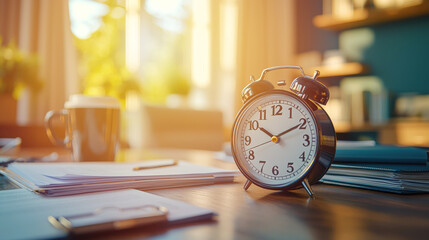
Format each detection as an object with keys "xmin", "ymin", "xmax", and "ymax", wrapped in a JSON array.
[
  {"xmin": 302, "ymin": 178, "xmax": 314, "ymax": 198},
  {"xmin": 243, "ymin": 180, "xmax": 252, "ymax": 191}
]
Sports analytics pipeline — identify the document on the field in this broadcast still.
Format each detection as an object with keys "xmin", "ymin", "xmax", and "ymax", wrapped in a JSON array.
[
  {"xmin": 322, "ymin": 145, "xmax": 429, "ymax": 194},
  {"xmin": 0, "ymin": 188, "xmax": 216, "ymax": 240},
  {"xmin": 322, "ymin": 163, "xmax": 429, "ymax": 194},
  {"xmin": 1, "ymin": 159, "xmax": 238, "ymax": 196}
]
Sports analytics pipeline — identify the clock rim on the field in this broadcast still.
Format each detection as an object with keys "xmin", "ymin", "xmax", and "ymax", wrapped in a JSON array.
[{"xmin": 231, "ymin": 89, "xmax": 325, "ymax": 190}]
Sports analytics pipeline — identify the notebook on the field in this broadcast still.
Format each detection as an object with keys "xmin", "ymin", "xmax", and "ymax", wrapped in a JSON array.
[
  {"xmin": 0, "ymin": 159, "xmax": 238, "ymax": 196},
  {"xmin": 0, "ymin": 188, "xmax": 216, "ymax": 240}
]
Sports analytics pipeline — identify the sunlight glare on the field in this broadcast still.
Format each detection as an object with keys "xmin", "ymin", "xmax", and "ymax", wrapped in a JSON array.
[
  {"xmin": 69, "ymin": 0, "xmax": 108, "ymax": 39},
  {"xmin": 191, "ymin": 0, "xmax": 211, "ymax": 88},
  {"xmin": 126, "ymin": 0, "xmax": 141, "ymax": 73},
  {"xmin": 145, "ymin": 0, "xmax": 188, "ymax": 33}
]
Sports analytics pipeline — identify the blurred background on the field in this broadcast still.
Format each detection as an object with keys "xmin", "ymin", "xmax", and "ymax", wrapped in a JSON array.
[{"xmin": 1, "ymin": 0, "xmax": 429, "ymax": 150}]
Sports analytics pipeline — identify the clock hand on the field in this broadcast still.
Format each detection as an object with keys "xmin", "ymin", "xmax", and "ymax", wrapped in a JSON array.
[
  {"xmin": 248, "ymin": 124, "xmax": 300, "ymax": 151},
  {"xmin": 260, "ymin": 127, "xmax": 280, "ymax": 143},
  {"xmin": 259, "ymin": 127, "xmax": 274, "ymax": 137},
  {"xmin": 246, "ymin": 140, "xmax": 271, "ymax": 151},
  {"xmin": 277, "ymin": 123, "xmax": 301, "ymax": 138}
]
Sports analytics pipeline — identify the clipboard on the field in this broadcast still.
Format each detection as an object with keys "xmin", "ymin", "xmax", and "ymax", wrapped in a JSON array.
[
  {"xmin": 48, "ymin": 205, "xmax": 168, "ymax": 235},
  {"xmin": 1, "ymin": 189, "xmax": 215, "ymax": 240}
]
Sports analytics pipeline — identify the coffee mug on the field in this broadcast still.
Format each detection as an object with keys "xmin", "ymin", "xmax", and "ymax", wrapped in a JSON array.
[{"xmin": 45, "ymin": 95, "xmax": 120, "ymax": 161}]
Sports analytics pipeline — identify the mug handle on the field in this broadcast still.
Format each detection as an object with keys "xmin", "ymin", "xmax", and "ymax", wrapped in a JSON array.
[{"xmin": 44, "ymin": 110, "xmax": 70, "ymax": 147}]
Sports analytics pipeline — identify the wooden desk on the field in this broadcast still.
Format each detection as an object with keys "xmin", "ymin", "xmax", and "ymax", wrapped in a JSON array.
[{"xmin": 2, "ymin": 148, "xmax": 429, "ymax": 240}]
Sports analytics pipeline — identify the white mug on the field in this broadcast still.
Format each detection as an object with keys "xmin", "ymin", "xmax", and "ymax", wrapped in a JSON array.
[{"xmin": 44, "ymin": 95, "xmax": 120, "ymax": 161}]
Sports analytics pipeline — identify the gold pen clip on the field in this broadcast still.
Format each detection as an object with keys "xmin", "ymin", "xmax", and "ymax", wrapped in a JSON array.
[{"xmin": 133, "ymin": 160, "xmax": 179, "ymax": 171}]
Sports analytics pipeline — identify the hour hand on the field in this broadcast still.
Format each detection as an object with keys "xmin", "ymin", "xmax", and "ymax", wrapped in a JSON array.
[{"xmin": 259, "ymin": 127, "xmax": 274, "ymax": 137}]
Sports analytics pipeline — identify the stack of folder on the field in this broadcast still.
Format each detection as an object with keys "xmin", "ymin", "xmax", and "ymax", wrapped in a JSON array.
[
  {"xmin": 1, "ymin": 159, "xmax": 237, "ymax": 196},
  {"xmin": 322, "ymin": 145, "xmax": 429, "ymax": 194}
]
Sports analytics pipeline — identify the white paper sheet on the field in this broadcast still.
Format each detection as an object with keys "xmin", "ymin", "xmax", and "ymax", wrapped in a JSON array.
[{"xmin": 1, "ymin": 160, "xmax": 238, "ymax": 196}]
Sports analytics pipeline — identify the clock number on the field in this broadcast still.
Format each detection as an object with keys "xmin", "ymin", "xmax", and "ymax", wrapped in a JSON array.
[
  {"xmin": 259, "ymin": 161, "xmax": 266, "ymax": 172},
  {"xmin": 248, "ymin": 120, "xmax": 259, "ymax": 130},
  {"xmin": 299, "ymin": 118, "xmax": 307, "ymax": 129},
  {"xmin": 299, "ymin": 152, "xmax": 305, "ymax": 161},
  {"xmin": 248, "ymin": 150, "xmax": 255, "ymax": 160},
  {"xmin": 287, "ymin": 162, "xmax": 294, "ymax": 173},
  {"xmin": 272, "ymin": 166, "xmax": 279, "ymax": 176},
  {"xmin": 288, "ymin": 107, "xmax": 292, "ymax": 118},
  {"xmin": 303, "ymin": 134, "xmax": 310, "ymax": 147},
  {"xmin": 244, "ymin": 136, "xmax": 251, "ymax": 146},
  {"xmin": 259, "ymin": 110, "xmax": 266, "ymax": 120},
  {"xmin": 271, "ymin": 105, "xmax": 283, "ymax": 116}
]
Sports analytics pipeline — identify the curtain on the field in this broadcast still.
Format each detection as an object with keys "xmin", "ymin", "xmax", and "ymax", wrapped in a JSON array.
[
  {"xmin": 0, "ymin": 0, "xmax": 78, "ymax": 125},
  {"xmin": 196, "ymin": 0, "xmax": 295, "ymax": 128},
  {"xmin": 235, "ymin": 0, "xmax": 296, "ymax": 115}
]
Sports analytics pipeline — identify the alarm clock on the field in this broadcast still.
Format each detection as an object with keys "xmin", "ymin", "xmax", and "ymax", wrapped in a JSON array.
[{"xmin": 231, "ymin": 65, "xmax": 336, "ymax": 197}]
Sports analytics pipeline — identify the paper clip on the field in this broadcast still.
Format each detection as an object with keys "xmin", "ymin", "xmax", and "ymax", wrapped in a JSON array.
[{"xmin": 49, "ymin": 205, "xmax": 168, "ymax": 235}]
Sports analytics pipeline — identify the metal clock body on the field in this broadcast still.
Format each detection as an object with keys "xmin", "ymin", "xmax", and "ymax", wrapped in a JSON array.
[{"xmin": 231, "ymin": 66, "xmax": 336, "ymax": 197}]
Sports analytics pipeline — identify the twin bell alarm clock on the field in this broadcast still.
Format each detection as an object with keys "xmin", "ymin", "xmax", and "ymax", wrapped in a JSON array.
[{"xmin": 231, "ymin": 65, "xmax": 336, "ymax": 197}]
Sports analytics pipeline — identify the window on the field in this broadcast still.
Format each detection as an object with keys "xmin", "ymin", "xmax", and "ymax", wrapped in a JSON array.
[{"xmin": 69, "ymin": 0, "xmax": 238, "ymax": 125}]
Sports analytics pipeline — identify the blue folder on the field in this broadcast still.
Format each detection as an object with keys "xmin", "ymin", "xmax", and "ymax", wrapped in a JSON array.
[
  {"xmin": 322, "ymin": 145, "xmax": 429, "ymax": 194},
  {"xmin": 334, "ymin": 145, "xmax": 428, "ymax": 165}
]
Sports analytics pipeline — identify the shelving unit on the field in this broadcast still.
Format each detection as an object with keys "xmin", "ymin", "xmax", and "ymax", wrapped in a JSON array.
[
  {"xmin": 312, "ymin": 62, "xmax": 369, "ymax": 78},
  {"xmin": 313, "ymin": 2, "xmax": 429, "ymax": 31},
  {"xmin": 310, "ymin": 1, "xmax": 429, "ymax": 145}
]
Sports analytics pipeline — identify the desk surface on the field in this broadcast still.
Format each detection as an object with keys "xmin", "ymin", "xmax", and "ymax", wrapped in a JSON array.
[{"xmin": 2, "ymin": 148, "xmax": 429, "ymax": 240}]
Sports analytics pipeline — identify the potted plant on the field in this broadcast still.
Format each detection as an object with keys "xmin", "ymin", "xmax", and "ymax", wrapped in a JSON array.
[{"xmin": 0, "ymin": 39, "xmax": 42, "ymax": 124}]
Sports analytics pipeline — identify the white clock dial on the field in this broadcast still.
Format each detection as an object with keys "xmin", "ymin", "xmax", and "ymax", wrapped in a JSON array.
[{"xmin": 232, "ymin": 91, "xmax": 319, "ymax": 188}]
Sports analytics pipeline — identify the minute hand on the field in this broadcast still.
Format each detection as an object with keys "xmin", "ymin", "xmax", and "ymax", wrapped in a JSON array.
[{"xmin": 277, "ymin": 124, "xmax": 301, "ymax": 137}]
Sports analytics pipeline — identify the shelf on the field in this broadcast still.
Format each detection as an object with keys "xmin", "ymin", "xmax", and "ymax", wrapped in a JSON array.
[
  {"xmin": 334, "ymin": 121, "xmax": 384, "ymax": 133},
  {"xmin": 312, "ymin": 62, "xmax": 369, "ymax": 78},
  {"xmin": 313, "ymin": 2, "xmax": 429, "ymax": 31},
  {"xmin": 333, "ymin": 118, "xmax": 429, "ymax": 146}
]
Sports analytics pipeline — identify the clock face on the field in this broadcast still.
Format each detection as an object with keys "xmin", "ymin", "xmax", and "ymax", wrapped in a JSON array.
[{"xmin": 232, "ymin": 90, "xmax": 320, "ymax": 189}]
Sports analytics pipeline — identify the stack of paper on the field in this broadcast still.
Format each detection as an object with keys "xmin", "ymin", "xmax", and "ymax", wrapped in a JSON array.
[
  {"xmin": 1, "ymin": 159, "xmax": 237, "ymax": 196},
  {"xmin": 321, "ymin": 145, "xmax": 429, "ymax": 194}
]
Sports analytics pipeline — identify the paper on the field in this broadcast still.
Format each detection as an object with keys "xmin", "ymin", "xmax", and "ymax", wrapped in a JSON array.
[
  {"xmin": 0, "ymin": 189, "xmax": 216, "ymax": 240},
  {"xmin": 322, "ymin": 144, "xmax": 429, "ymax": 194},
  {"xmin": 322, "ymin": 174, "xmax": 429, "ymax": 194},
  {"xmin": 1, "ymin": 160, "xmax": 238, "ymax": 196}
]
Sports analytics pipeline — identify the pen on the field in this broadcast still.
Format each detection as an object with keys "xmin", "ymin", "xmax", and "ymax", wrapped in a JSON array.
[{"xmin": 133, "ymin": 160, "xmax": 179, "ymax": 171}]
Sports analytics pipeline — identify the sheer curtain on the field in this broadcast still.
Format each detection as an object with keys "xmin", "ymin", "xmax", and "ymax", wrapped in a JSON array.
[
  {"xmin": 235, "ymin": 0, "xmax": 296, "ymax": 115},
  {"xmin": 193, "ymin": 0, "xmax": 295, "ymax": 126},
  {"xmin": 0, "ymin": 0, "xmax": 78, "ymax": 125}
]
